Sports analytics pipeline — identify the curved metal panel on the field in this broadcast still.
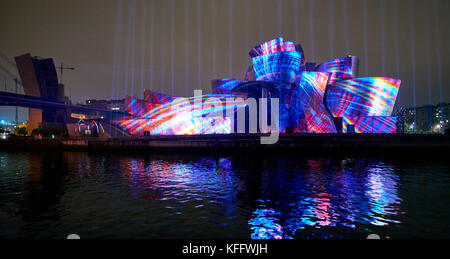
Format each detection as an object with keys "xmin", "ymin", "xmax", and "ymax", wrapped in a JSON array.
[
  {"xmin": 325, "ymin": 77, "xmax": 401, "ymax": 118},
  {"xmin": 291, "ymin": 72, "xmax": 336, "ymax": 133},
  {"xmin": 245, "ymin": 65, "xmax": 255, "ymax": 81},
  {"xmin": 252, "ymin": 51, "xmax": 302, "ymax": 83},
  {"xmin": 211, "ymin": 79, "xmax": 244, "ymax": 94},
  {"xmin": 315, "ymin": 56, "xmax": 359, "ymax": 84},
  {"xmin": 249, "ymin": 37, "xmax": 296, "ymax": 58},
  {"xmin": 117, "ymin": 94, "xmax": 246, "ymax": 136},
  {"xmin": 343, "ymin": 116, "xmax": 397, "ymax": 133}
]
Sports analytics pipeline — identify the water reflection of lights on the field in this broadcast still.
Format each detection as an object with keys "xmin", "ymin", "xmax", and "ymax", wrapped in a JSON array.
[
  {"xmin": 67, "ymin": 154, "xmax": 403, "ymax": 239},
  {"xmin": 250, "ymin": 159, "xmax": 403, "ymax": 239},
  {"xmin": 119, "ymin": 157, "xmax": 239, "ymax": 207},
  {"xmin": 365, "ymin": 164, "xmax": 402, "ymax": 226},
  {"xmin": 249, "ymin": 204, "xmax": 292, "ymax": 239}
]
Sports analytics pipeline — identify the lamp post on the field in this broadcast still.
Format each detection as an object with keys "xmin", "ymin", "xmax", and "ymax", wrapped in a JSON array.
[{"xmin": 14, "ymin": 78, "xmax": 18, "ymax": 130}]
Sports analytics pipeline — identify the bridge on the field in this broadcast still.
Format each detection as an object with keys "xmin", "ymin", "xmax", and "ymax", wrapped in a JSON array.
[{"xmin": 0, "ymin": 91, "xmax": 131, "ymax": 118}]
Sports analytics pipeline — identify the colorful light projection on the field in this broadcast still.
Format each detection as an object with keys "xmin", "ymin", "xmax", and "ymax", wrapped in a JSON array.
[
  {"xmin": 252, "ymin": 51, "xmax": 303, "ymax": 83},
  {"xmin": 294, "ymin": 44, "xmax": 307, "ymax": 67},
  {"xmin": 315, "ymin": 56, "xmax": 359, "ymax": 84},
  {"xmin": 291, "ymin": 72, "xmax": 337, "ymax": 133},
  {"xmin": 245, "ymin": 65, "xmax": 255, "ymax": 81},
  {"xmin": 249, "ymin": 37, "xmax": 296, "ymax": 58},
  {"xmin": 125, "ymin": 95, "xmax": 160, "ymax": 118},
  {"xmin": 325, "ymin": 77, "xmax": 401, "ymax": 118},
  {"xmin": 90, "ymin": 120, "xmax": 105, "ymax": 134},
  {"xmin": 277, "ymin": 86, "xmax": 297, "ymax": 133},
  {"xmin": 211, "ymin": 79, "xmax": 244, "ymax": 94},
  {"xmin": 116, "ymin": 94, "xmax": 246, "ymax": 136},
  {"xmin": 144, "ymin": 89, "xmax": 178, "ymax": 104},
  {"xmin": 249, "ymin": 207, "xmax": 292, "ymax": 239},
  {"xmin": 249, "ymin": 37, "xmax": 303, "ymax": 83},
  {"xmin": 77, "ymin": 119, "xmax": 87, "ymax": 133},
  {"xmin": 76, "ymin": 119, "xmax": 104, "ymax": 136},
  {"xmin": 343, "ymin": 116, "xmax": 397, "ymax": 133},
  {"xmin": 116, "ymin": 36, "xmax": 401, "ymax": 137},
  {"xmin": 117, "ymin": 117, "xmax": 232, "ymax": 136}
]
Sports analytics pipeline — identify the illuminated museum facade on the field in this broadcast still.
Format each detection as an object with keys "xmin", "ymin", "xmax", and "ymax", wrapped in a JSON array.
[{"xmin": 115, "ymin": 37, "xmax": 401, "ymax": 136}]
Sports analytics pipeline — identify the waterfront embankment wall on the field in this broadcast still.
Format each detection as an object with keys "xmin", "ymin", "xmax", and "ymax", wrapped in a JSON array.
[{"xmin": 1, "ymin": 134, "xmax": 449, "ymax": 155}]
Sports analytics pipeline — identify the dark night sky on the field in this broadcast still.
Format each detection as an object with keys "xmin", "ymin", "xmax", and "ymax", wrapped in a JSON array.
[{"xmin": 0, "ymin": 0, "xmax": 449, "ymax": 121}]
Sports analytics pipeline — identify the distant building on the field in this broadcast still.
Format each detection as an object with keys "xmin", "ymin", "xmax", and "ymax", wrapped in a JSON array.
[
  {"xmin": 85, "ymin": 99, "xmax": 108, "ymax": 109},
  {"xmin": 108, "ymin": 99, "xmax": 125, "ymax": 112},
  {"xmin": 85, "ymin": 98, "xmax": 125, "ymax": 112},
  {"xmin": 392, "ymin": 107, "xmax": 406, "ymax": 133},
  {"xmin": 405, "ymin": 102, "xmax": 450, "ymax": 133},
  {"xmin": 15, "ymin": 53, "xmax": 68, "ymax": 134}
]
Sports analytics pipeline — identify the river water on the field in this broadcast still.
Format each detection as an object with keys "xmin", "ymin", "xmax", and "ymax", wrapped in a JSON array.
[{"xmin": 0, "ymin": 150, "xmax": 449, "ymax": 239}]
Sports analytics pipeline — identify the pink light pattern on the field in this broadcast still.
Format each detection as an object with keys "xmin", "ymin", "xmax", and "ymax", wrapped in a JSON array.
[
  {"xmin": 315, "ymin": 56, "xmax": 359, "ymax": 84},
  {"xmin": 293, "ymin": 72, "xmax": 337, "ymax": 133},
  {"xmin": 343, "ymin": 116, "xmax": 397, "ymax": 133},
  {"xmin": 325, "ymin": 77, "xmax": 401, "ymax": 118},
  {"xmin": 249, "ymin": 37, "xmax": 296, "ymax": 58},
  {"xmin": 116, "ymin": 36, "xmax": 401, "ymax": 136},
  {"xmin": 211, "ymin": 79, "xmax": 244, "ymax": 94},
  {"xmin": 117, "ymin": 117, "xmax": 231, "ymax": 136},
  {"xmin": 125, "ymin": 95, "xmax": 160, "ymax": 118},
  {"xmin": 117, "ymin": 94, "xmax": 246, "ymax": 136},
  {"xmin": 252, "ymin": 51, "xmax": 302, "ymax": 83}
]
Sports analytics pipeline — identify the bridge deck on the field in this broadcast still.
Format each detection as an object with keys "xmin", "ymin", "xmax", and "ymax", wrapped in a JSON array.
[{"xmin": 0, "ymin": 91, "xmax": 130, "ymax": 117}]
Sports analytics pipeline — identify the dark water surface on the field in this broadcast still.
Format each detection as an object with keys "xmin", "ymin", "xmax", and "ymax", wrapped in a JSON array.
[{"xmin": 0, "ymin": 150, "xmax": 449, "ymax": 239}]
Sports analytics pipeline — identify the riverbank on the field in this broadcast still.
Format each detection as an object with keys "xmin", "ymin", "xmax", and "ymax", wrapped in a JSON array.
[{"xmin": 1, "ymin": 134, "xmax": 449, "ymax": 155}]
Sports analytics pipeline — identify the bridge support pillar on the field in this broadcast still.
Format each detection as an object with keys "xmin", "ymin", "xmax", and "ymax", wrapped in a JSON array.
[{"xmin": 27, "ymin": 108, "xmax": 42, "ymax": 135}]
